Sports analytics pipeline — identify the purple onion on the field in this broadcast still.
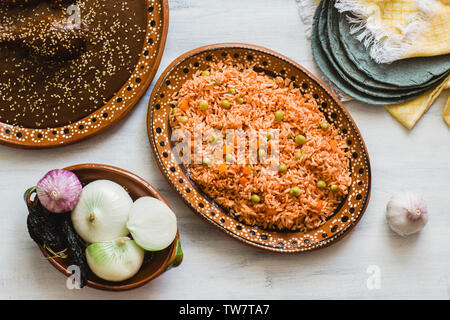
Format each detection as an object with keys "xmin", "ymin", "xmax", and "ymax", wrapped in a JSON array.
[{"xmin": 36, "ymin": 169, "xmax": 82, "ymax": 213}]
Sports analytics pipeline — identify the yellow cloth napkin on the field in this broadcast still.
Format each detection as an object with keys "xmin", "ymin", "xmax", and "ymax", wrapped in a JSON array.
[
  {"xmin": 335, "ymin": 0, "xmax": 450, "ymax": 63},
  {"xmin": 385, "ymin": 75, "xmax": 450, "ymax": 128},
  {"xmin": 443, "ymin": 94, "xmax": 450, "ymax": 126}
]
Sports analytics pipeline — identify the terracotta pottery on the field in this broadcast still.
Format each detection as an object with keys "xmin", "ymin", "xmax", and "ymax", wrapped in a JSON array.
[
  {"xmin": 1, "ymin": 0, "xmax": 169, "ymax": 149},
  {"xmin": 147, "ymin": 43, "xmax": 371, "ymax": 253},
  {"xmin": 24, "ymin": 163, "xmax": 182, "ymax": 291}
]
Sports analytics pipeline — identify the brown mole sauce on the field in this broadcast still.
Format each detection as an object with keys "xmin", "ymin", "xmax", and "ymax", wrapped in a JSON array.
[{"xmin": 0, "ymin": 0, "xmax": 146, "ymax": 128}]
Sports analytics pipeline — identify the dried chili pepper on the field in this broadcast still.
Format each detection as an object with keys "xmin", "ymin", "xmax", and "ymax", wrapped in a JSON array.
[
  {"xmin": 60, "ymin": 217, "xmax": 88, "ymax": 288},
  {"xmin": 27, "ymin": 201, "xmax": 65, "ymax": 252},
  {"xmin": 27, "ymin": 197, "xmax": 88, "ymax": 288}
]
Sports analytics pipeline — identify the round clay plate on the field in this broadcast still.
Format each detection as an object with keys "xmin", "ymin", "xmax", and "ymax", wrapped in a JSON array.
[
  {"xmin": 24, "ymin": 163, "xmax": 183, "ymax": 291},
  {"xmin": 147, "ymin": 43, "xmax": 372, "ymax": 253},
  {"xmin": 0, "ymin": 0, "xmax": 169, "ymax": 149}
]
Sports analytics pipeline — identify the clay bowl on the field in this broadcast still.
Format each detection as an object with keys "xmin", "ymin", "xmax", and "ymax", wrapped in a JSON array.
[
  {"xmin": 1, "ymin": 0, "xmax": 169, "ymax": 149},
  {"xmin": 147, "ymin": 43, "xmax": 371, "ymax": 253},
  {"xmin": 24, "ymin": 163, "xmax": 182, "ymax": 291}
]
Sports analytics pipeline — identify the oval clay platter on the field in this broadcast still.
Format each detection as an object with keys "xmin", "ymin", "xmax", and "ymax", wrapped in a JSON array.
[
  {"xmin": 0, "ymin": 0, "xmax": 169, "ymax": 149},
  {"xmin": 147, "ymin": 43, "xmax": 371, "ymax": 253},
  {"xmin": 24, "ymin": 163, "xmax": 183, "ymax": 291}
]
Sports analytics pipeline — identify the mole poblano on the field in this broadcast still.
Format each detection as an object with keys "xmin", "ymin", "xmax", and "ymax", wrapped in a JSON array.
[{"xmin": 0, "ymin": 0, "xmax": 146, "ymax": 128}]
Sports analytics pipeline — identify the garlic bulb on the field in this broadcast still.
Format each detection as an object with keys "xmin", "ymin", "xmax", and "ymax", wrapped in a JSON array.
[
  {"xmin": 386, "ymin": 192, "xmax": 428, "ymax": 236},
  {"xmin": 85, "ymin": 237, "xmax": 144, "ymax": 282},
  {"xmin": 71, "ymin": 180, "xmax": 133, "ymax": 243}
]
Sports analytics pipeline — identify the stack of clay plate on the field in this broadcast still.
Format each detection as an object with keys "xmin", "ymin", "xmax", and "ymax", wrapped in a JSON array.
[{"xmin": 311, "ymin": 0, "xmax": 450, "ymax": 105}]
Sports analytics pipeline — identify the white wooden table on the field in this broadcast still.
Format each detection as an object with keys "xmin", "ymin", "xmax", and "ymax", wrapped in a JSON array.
[{"xmin": 1, "ymin": 0, "xmax": 449, "ymax": 300}]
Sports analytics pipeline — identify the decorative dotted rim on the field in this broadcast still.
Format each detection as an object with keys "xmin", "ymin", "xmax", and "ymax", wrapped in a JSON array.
[
  {"xmin": 147, "ymin": 43, "xmax": 372, "ymax": 253},
  {"xmin": 0, "ymin": 0, "xmax": 169, "ymax": 149}
]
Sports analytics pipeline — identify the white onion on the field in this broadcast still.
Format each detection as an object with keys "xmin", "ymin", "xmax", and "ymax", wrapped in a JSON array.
[
  {"xmin": 85, "ymin": 237, "xmax": 144, "ymax": 282},
  {"xmin": 71, "ymin": 180, "xmax": 133, "ymax": 243},
  {"xmin": 127, "ymin": 197, "xmax": 177, "ymax": 251}
]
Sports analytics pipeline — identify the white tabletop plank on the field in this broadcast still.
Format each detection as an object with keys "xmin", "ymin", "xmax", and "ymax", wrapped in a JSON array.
[{"xmin": 0, "ymin": 0, "xmax": 449, "ymax": 300}]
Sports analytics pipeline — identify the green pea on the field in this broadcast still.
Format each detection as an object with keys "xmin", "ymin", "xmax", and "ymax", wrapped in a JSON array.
[
  {"xmin": 317, "ymin": 180, "xmax": 326, "ymax": 189},
  {"xmin": 274, "ymin": 110, "xmax": 284, "ymax": 122},
  {"xmin": 179, "ymin": 116, "xmax": 188, "ymax": 124},
  {"xmin": 320, "ymin": 122, "xmax": 330, "ymax": 130},
  {"xmin": 295, "ymin": 134, "xmax": 306, "ymax": 145},
  {"xmin": 209, "ymin": 135, "xmax": 217, "ymax": 143},
  {"xmin": 266, "ymin": 132, "xmax": 274, "ymax": 140},
  {"xmin": 201, "ymin": 70, "xmax": 210, "ymax": 76},
  {"xmin": 221, "ymin": 100, "xmax": 231, "ymax": 109},
  {"xmin": 278, "ymin": 163, "xmax": 287, "ymax": 173},
  {"xmin": 289, "ymin": 186, "xmax": 301, "ymax": 197},
  {"xmin": 330, "ymin": 184, "xmax": 339, "ymax": 191},
  {"xmin": 258, "ymin": 149, "xmax": 266, "ymax": 158},
  {"xmin": 171, "ymin": 107, "xmax": 178, "ymax": 115},
  {"xmin": 225, "ymin": 153, "xmax": 234, "ymax": 162},
  {"xmin": 199, "ymin": 100, "xmax": 209, "ymax": 111},
  {"xmin": 202, "ymin": 157, "xmax": 212, "ymax": 166},
  {"xmin": 251, "ymin": 194, "xmax": 261, "ymax": 203},
  {"xmin": 236, "ymin": 97, "xmax": 244, "ymax": 104},
  {"xmin": 295, "ymin": 151, "xmax": 302, "ymax": 160},
  {"xmin": 228, "ymin": 87, "xmax": 237, "ymax": 95}
]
